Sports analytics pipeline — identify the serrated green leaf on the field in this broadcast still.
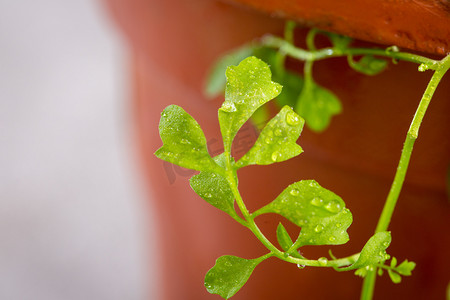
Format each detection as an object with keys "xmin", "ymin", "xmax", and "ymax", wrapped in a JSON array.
[
  {"xmin": 189, "ymin": 154, "xmax": 237, "ymax": 217},
  {"xmin": 348, "ymin": 55, "xmax": 388, "ymax": 76},
  {"xmin": 296, "ymin": 79, "xmax": 342, "ymax": 132},
  {"xmin": 252, "ymin": 47, "xmax": 304, "ymax": 108},
  {"xmin": 219, "ymin": 56, "xmax": 282, "ymax": 153},
  {"xmin": 155, "ymin": 105, "xmax": 221, "ymax": 173},
  {"xmin": 205, "ymin": 255, "xmax": 265, "ymax": 299},
  {"xmin": 256, "ymin": 180, "xmax": 352, "ymax": 247},
  {"xmin": 388, "ymin": 269, "xmax": 402, "ymax": 284},
  {"xmin": 236, "ymin": 106, "xmax": 304, "ymax": 168},
  {"xmin": 340, "ymin": 231, "xmax": 391, "ymax": 271},
  {"xmin": 204, "ymin": 45, "xmax": 255, "ymax": 98},
  {"xmin": 395, "ymin": 259, "xmax": 416, "ymax": 276}
]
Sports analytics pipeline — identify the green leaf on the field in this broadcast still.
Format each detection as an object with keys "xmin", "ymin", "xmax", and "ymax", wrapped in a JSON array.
[
  {"xmin": 276, "ymin": 223, "xmax": 303, "ymax": 258},
  {"xmin": 252, "ymin": 47, "xmax": 304, "ymax": 108},
  {"xmin": 276, "ymin": 223, "xmax": 294, "ymax": 251},
  {"xmin": 275, "ymin": 70, "xmax": 304, "ymax": 108},
  {"xmin": 348, "ymin": 55, "xmax": 388, "ymax": 76},
  {"xmin": 205, "ymin": 255, "xmax": 265, "ymax": 299},
  {"xmin": 340, "ymin": 231, "xmax": 391, "ymax": 271},
  {"xmin": 390, "ymin": 256, "xmax": 397, "ymax": 268},
  {"xmin": 325, "ymin": 32, "xmax": 352, "ymax": 52},
  {"xmin": 388, "ymin": 269, "xmax": 402, "ymax": 283},
  {"xmin": 204, "ymin": 45, "xmax": 255, "ymax": 98},
  {"xmin": 251, "ymin": 105, "xmax": 270, "ymax": 131},
  {"xmin": 189, "ymin": 154, "xmax": 236, "ymax": 217},
  {"xmin": 155, "ymin": 105, "xmax": 221, "ymax": 173},
  {"xmin": 256, "ymin": 180, "xmax": 352, "ymax": 247},
  {"xmin": 219, "ymin": 56, "xmax": 282, "ymax": 153},
  {"xmin": 395, "ymin": 259, "xmax": 416, "ymax": 276},
  {"xmin": 236, "ymin": 106, "xmax": 304, "ymax": 168},
  {"xmin": 296, "ymin": 79, "xmax": 342, "ymax": 132}
]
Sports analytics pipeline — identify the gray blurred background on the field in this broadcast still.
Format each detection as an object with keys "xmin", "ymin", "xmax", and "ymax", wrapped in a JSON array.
[{"xmin": 0, "ymin": 1, "xmax": 153, "ymax": 299}]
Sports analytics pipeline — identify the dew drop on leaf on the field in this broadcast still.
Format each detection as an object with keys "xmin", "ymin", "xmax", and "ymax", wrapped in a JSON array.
[
  {"xmin": 314, "ymin": 224, "xmax": 324, "ymax": 232},
  {"xmin": 274, "ymin": 128, "xmax": 283, "ymax": 136},
  {"xmin": 271, "ymin": 151, "xmax": 281, "ymax": 162},
  {"xmin": 311, "ymin": 197, "xmax": 324, "ymax": 207},
  {"xmin": 286, "ymin": 110, "xmax": 301, "ymax": 126},
  {"xmin": 290, "ymin": 188, "xmax": 300, "ymax": 196},
  {"xmin": 325, "ymin": 200, "xmax": 342, "ymax": 213},
  {"xmin": 221, "ymin": 102, "xmax": 237, "ymax": 112}
]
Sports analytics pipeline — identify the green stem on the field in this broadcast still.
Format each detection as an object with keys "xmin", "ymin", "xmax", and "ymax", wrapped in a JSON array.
[
  {"xmin": 360, "ymin": 53, "xmax": 450, "ymax": 300},
  {"xmin": 261, "ymin": 35, "xmax": 439, "ymax": 68},
  {"xmin": 224, "ymin": 152, "xmax": 364, "ymax": 269}
]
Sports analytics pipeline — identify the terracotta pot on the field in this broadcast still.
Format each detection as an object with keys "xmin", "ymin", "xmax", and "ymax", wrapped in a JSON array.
[{"xmin": 103, "ymin": 0, "xmax": 450, "ymax": 299}]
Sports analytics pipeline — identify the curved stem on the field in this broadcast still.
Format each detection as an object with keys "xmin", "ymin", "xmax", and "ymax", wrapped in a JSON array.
[
  {"xmin": 360, "ymin": 53, "xmax": 450, "ymax": 300},
  {"xmin": 261, "ymin": 35, "xmax": 439, "ymax": 68},
  {"xmin": 224, "ymin": 153, "xmax": 364, "ymax": 269}
]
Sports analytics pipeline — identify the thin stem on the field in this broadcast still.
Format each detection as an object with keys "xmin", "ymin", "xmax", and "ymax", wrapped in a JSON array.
[
  {"xmin": 360, "ymin": 53, "xmax": 450, "ymax": 300},
  {"xmin": 225, "ymin": 150, "xmax": 364, "ymax": 269},
  {"xmin": 261, "ymin": 35, "xmax": 439, "ymax": 68}
]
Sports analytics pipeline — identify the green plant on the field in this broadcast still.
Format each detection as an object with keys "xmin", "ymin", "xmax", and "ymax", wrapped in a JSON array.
[{"xmin": 155, "ymin": 23, "xmax": 450, "ymax": 299}]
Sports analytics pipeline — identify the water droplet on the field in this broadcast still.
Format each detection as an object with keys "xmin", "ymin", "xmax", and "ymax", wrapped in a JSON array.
[
  {"xmin": 180, "ymin": 138, "xmax": 190, "ymax": 144},
  {"xmin": 418, "ymin": 63, "xmax": 428, "ymax": 72},
  {"xmin": 274, "ymin": 128, "xmax": 283, "ymax": 136},
  {"xmin": 325, "ymin": 200, "xmax": 342, "ymax": 213},
  {"xmin": 318, "ymin": 257, "xmax": 328, "ymax": 266},
  {"xmin": 264, "ymin": 136, "xmax": 273, "ymax": 144},
  {"xmin": 221, "ymin": 102, "xmax": 236, "ymax": 112},
  {"xmin": 314, "ymin": 224, "xmax": 324, "ymax": 232},
  {"xmin": 297, "ymin": 264, "xmax": 306, "ymax": 269},
  {"xmin": 204, "ymin": 193, "xmax": 212, "ymax": 198},
  {"xmin": 329, "ymin": 236, "xmax": 336, "ymax": 242},
  {"xmin": 336, "ymin": 223, "xmax": 342, "ymax": 228},
  {"xmin": 286, "ymin": 111, "xmax": 301, "ymax": 126},
  {"xmin": 308, "ymin": 239, "xmax": 314, "ymax": 244},
  {"xmin": 211, "ymin": 173, "xmax": 216, "ymax": 178},
  {"xmin": 271, "ymin": 151, "xmax": 281, "ymax": 162},
  {"xmin": 298, "ymin": 219, "xmax": 307, "ymax": 226},
  {"xmin": 290, "ymin": 188, "xmax": 299, "ymax": 196},
  {"xmin": 384, "ymin": 254, "xmax": 391, "ymax": 260},
  {"xmin": 308, "ymin": 181, "xmax": 318, "ymax": 187},
  {"xmin": 383, "ymin": 241, "xmax": 390, "ymax": 247},
  {"xmin": 311, "ymin": 197, "xmax": 324, "ymax": 207}
]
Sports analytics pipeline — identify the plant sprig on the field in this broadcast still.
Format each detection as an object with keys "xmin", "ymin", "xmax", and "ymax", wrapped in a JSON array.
[
  {"xmin": 204, "ymin": 22, "xmax": 441, "ymax": 133},
  {"xmin": 157, "ymin": 23, "xmax": 449, "ymax": 299},
  {"xmin": 155, "ymin": 56, "xmax": 415, "ymax": 299}
]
